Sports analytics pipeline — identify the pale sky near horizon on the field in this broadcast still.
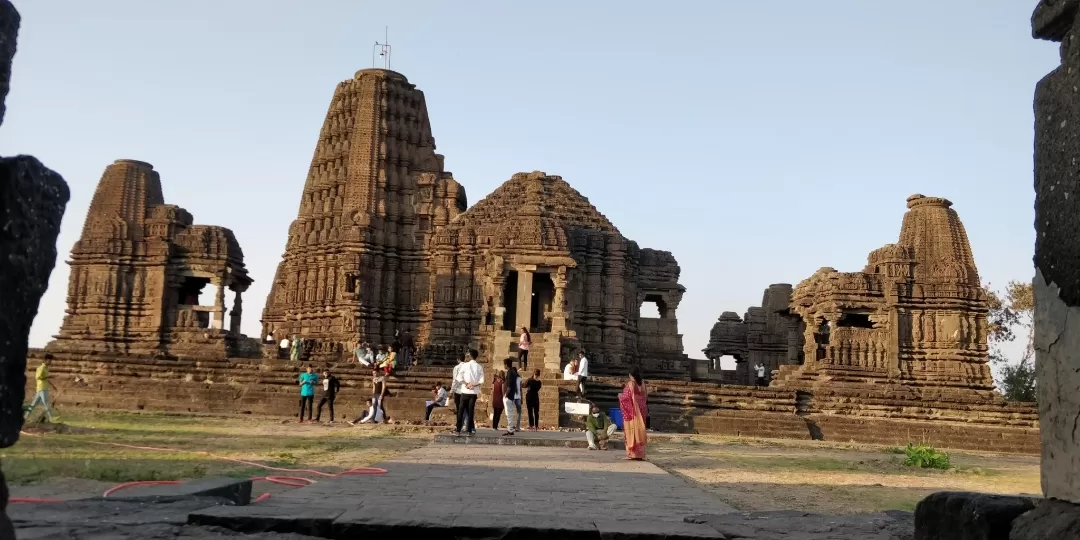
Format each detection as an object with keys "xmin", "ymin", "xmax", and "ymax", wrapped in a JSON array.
[{"xmin": 3, "ymin": 1, "xmax": 1056, "ymax": 365}]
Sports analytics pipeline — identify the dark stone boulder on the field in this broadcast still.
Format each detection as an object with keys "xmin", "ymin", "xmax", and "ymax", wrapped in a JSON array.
[
  {"xmin": 1010, "ymin": 499, "xmax": 1080, "ymax": 540},
  {"xmin": 913, "ymin": 492, "xmax": 1038, "ymax": 540}
]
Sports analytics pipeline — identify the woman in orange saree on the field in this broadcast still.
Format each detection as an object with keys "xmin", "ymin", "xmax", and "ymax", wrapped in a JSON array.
[{"xmin": 618, "ymin": 368, "xmax": 648, "ymax": 460}]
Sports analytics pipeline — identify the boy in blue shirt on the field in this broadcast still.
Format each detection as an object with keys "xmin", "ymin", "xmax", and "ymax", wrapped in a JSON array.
[{"xmin": 298, "ymin": 365, "xmax": 318, "ymax": 423}]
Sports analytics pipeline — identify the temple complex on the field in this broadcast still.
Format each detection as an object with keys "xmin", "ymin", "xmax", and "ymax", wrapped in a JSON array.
[
  {"xmin": 702, "ymin": 284, "xmax": 799, "ymax": 385},
  {"xmin": 45, "ymin": 159, "xmax": 252, "ymax": 358},
  {"xmin": 261, "ymin": 68, "xmax": 691, "ymax": 374}
]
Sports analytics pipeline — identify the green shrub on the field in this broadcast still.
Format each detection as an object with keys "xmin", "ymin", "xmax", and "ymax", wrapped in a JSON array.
[{"xmin": 902, "ymin": 443, "xmax": 951, "ymax": 470}]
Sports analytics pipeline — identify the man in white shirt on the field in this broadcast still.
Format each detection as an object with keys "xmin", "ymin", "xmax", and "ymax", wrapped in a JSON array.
[
  {"xmin": 755, "ymin": 363, "xmax": 767, "ymax": 386},
  {"xmin": 451, "ymin": 353, "xmax": 465, "ymax": 413},
  {"xmin": 576, "ymin": 351, "xmax": 590, "ymax": 396},
  {"xmin": 278, "ymin": 337, "xmax": 290, "ymax": 360},
  {"xmin": 454, "ymin": 348, "xmax": 485, "ymax": 436}
]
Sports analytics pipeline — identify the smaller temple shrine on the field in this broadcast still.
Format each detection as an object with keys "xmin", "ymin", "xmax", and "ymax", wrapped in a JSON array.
[
  {"xmin": 707, "ymin": 193, "xmax": 995, "ymax": 394},
  {"xmin": 47, "ymin": 159, "xmax": 252, "ymax": 358},
  {"xmin": 702, "ymin": 284, "xmax": 800, "ymax": 385}
]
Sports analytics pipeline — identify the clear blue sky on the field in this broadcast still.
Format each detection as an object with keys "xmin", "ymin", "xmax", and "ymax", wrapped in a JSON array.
[{"xmin": 3, "ymin": 0, "xmax": 1056, "ymax": 362}]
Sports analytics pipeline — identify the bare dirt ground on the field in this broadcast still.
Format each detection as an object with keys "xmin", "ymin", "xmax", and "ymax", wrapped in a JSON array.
[
  {"xmin": 3, "ymin": 411, "xmax": 1040, "ymax": 515},
  {"xmin": 648, "ymin": 435, "xmax": 1040, "ymax": 514}
]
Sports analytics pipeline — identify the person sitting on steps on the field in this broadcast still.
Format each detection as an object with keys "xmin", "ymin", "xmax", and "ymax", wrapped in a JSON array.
[{"xmin": 586, "ymin": 404, "xmax": 617, "ymax": 450}]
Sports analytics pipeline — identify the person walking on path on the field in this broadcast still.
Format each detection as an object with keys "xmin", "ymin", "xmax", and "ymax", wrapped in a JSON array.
[
  {"xmin": 619, "ymin": 367, "xmax": 648, "ymax": 460},
  {"xmin": 25, "ymin": 356, "xmax": 56, "ymax": 422},
  {"xmin": 525, "ymin": 369, "xmax": 542, "ymax": 430},
  {"xmin": 586, "ymin": 404, "xmax": 617, "ymax": 450},
  {"xmin": 502, "ymin": 358, "xmax": 522, "ymax": 436},
  {"xmin": 316, "ymin": 369, "xmax": 341, "ymax": 423},
  {"xmin": 518, "ymin": 327, "xmax": 531, "ymax": 369},
  {"xmin": 491, "ymin": 371, "xmax": 505, "ymax": 430},
  {"xmin": 454, "ymin": 348, "xmax": 484, "ymax": 436},
  {"xmin": 297, "ymin": 365, "xmax": 318, "ymax": 423}
]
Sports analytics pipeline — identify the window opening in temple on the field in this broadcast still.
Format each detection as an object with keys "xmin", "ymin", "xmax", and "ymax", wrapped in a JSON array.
[
  {"xmin": 178, "ymin": 277, "xmax": 213, "ymax": 307},
  {"xmin": 838, "ymin": 312, "xmax": 874, "ymax": 328},
  {"xmin": 344, "ymin": 274, "xmax": 357, "ymax": 294},
  {"xmin": 639, "ymin": 294, "xmax": 667, "ymax": 319},
  {"xmin": 716, "ymin": 354, "xmax": 738, "ymax": 371},
  {"xmin": 502, "ymin": 271, "xmax": 519, "ymax": 331},
  {"xmin": 530, "ymin": 272, "xmax": 555, "ymax": 332}
]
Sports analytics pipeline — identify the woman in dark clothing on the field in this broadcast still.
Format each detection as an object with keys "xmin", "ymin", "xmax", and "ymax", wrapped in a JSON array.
[
  {"xmin": 525, "ymin": 369, "xmax": 542, "ymax": 430},
  {"xmin": 491, "ymin": 371, "xmax": 505, "ymax": 429}
]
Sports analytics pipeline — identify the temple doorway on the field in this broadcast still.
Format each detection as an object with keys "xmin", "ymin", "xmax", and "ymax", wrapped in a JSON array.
[
  {"xmin": 530, "ymin": 272, "xmax": 554, "ymax": 331},
  {"xmin": 502, "ymin": 271, "xmax": 519, "ymax": 331}
]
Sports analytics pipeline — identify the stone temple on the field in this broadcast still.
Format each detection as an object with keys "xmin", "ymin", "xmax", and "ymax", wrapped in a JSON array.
[
  {"xmin": 260, "ymin": 69, "xmax": 690, "ymax": 374},
  {"xmin": 46, "ymin": 159, "xmax": 252, "ymax": 359},
  {"xmin": 25, "ymin": 65, "xmax": 1039, "ymax": 452}
]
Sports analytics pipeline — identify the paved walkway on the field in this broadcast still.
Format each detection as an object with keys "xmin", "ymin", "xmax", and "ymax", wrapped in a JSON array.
[
  {"xmin": 275, "ymin": 442, "xmax": 734, "ymax": 519},
  {"xmin": 191, "ymin": 441, "xmax": 737, "ymax": 537}
]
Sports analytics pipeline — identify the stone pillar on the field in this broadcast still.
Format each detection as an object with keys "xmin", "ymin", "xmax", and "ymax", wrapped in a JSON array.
[
  {"xmin": 230, "ymin": 290, "xmax": 242, "ymax": 334},
  {"xmin": 515, "ymin": 268, "xmax": 534, "ymax": 333},
  {"xmin": 213, "ymin": 280, "xmax": 225, "ymax": 330}
]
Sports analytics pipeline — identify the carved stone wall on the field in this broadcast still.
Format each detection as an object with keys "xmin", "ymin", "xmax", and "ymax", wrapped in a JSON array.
[
  {"xmin": 47, "ymin": 160, "xmax": 251, "ymax": 358},
  {"xmin": 261, "ymin": 69, "xmax": 466, "ymax": 358},
  {"xmin": 704, "ymin": 284, "xmax": 800, "ymax": 385}
]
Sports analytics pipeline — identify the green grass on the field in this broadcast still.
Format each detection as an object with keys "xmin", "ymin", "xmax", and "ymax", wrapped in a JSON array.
[
  {"xmin": 1, "ymin": 411, "xmax": 428, "ymax": 486},
  {"xmin": 902, "ymin": 443, "xmax": 952, "ymax": 470}
]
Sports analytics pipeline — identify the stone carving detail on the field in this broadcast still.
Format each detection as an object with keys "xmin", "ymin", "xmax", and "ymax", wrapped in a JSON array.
[
  {"xmin": 262, "ymin": 69, "xmax": 692, "ymax": 373},
  {"xmin": 46, "ymin": 160, "xmax": 252, "ymax": 358}
]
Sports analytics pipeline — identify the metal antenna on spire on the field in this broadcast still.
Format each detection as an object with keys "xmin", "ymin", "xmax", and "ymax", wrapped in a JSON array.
[{"xmin": 372, "ymin": 26, "xmax": 391, "ymax": 70}]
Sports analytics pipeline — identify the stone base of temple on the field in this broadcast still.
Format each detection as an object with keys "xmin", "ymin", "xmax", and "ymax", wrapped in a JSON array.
[{"xmin": 24, "ymin": 350, "xmax": 1040, "ymax": 453}]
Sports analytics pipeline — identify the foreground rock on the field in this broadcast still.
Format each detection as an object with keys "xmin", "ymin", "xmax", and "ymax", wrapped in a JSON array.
[
  {"xmin": 913, "ymin": 492, "xmax": 1037, "ymax": 540},
  {"xmin": 686, "ymin": 511, "xmax": 914, "ymax": 540},
  {"xmin": 0, "ymin": 2, "xmax": 71, "ymax": 539}
]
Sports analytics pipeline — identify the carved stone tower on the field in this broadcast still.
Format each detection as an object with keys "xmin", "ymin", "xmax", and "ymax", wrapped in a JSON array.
[{"xmin": 261, "ymin": 69, "xmax": 466, "ymax": 357}]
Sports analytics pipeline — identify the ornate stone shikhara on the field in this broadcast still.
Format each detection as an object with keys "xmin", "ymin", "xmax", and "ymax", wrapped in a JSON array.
[
  {"xmin": 707, "ymin": 194, "xmax": 994, "ymax": 390},
  {"xmin": 47, "ymin": 160, "xmax": 252, "ymax": 358},
  {"xmin": 262, "ymin": 68, "xmax": 690, "ymax": 371}
]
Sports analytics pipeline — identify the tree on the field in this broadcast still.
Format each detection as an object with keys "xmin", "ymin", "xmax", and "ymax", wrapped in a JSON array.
[{"xmin": 984, "ymin": 280, "xmax": 1036, "ymax": 402}]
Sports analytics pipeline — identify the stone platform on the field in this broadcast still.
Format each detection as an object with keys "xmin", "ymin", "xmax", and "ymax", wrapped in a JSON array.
[{"xmin": 433, "ymin": 427, "xmax": 628, "ymax": 449}]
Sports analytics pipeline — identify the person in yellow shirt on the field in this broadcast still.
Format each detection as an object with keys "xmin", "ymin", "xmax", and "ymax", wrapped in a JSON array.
[{"xmin": 25, "ymin": 356, "xmax": 55, "ymax": 422}]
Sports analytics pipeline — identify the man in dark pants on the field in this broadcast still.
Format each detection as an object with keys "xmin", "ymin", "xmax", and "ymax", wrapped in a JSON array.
[
  {"xmin": 454, "ymin": 348, "xmax": 485, "ymax": 436},
  {"xmin": 316, "ymin": 369, "xmax": 341, "ymax": 423}
]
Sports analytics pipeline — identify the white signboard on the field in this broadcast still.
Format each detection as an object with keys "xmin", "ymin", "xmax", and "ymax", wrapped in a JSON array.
[{"xmin": 564, "ymin": 402, "xmax": 590, "ymax": 416}]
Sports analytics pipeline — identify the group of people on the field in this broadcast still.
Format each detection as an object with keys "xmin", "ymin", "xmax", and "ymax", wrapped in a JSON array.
[
  {"xmin": 276, "ymin": 329, "xmax": 417, "ymax": 369},
  {"xmin": 491, "ymin": 366, "xmax": 543, "ymax": 433},
  {"xmin": 581, "ymin": 367, "xmax": 648, "ymax": 460},
  {"xmin": 562, "ymin": 350, "xmax": 589, "ymax": 395}
]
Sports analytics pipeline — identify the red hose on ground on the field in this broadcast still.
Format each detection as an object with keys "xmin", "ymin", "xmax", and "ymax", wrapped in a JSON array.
[{"xmin": 11, "ymin": 431, "xmax": 387, "ymax": 504}]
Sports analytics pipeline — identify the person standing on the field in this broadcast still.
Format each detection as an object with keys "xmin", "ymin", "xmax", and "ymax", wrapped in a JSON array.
[
  {"xmin": 401, "ymin": 330, "xmax": 415, "ymax": 369},
  {"xmin": 524, "ymin": 369, "xmax": 542, "ymax": 431},
  {"xmin": 290, "ymin": 336, "xmax": 304, "ymax": 362},
  {"xmin": 491, "ymin": 371, "xmax": 505, "ymax": 430},
  {"xmin": 518, "ymin": 327, "xmax": 531, "ymax": 369},
  {"xmin": 454, "ymin": 348, "xmax": 484, "ymax": 436},
  {"xmin": 25, "ymin": 356, "xmax": 56, "ymax": 422},
  {"xmin": 316, "ymin": 369, "xmax": 341, "ymax": 423},
  {"xmin": 451, "ymin": 353, "xmax": 466, "ymax": 414},
  {"xmin": 297, "ymin": 365, "xmax": 318, "ymax": 423},
  {"xmin": 619, "ymin": 368, "xmax": 648, "ymax": 460},
  {"xmin": 350, "ymin": 368, "xmax": 388, "ymax": 424},
  {"xmin": 576, "ymin": 351, "xmax": 590, "ymax": 396},
  {"xmin": 502, "ymin": 358, "xmax": 522, "ymax": 436},
  {"xmin": 278, "ymin": 336, "xmax": 290, "ymax": 360},
  {"xmin": 755, "ymin": 363, "xmax": 767, "ymax": 386}
]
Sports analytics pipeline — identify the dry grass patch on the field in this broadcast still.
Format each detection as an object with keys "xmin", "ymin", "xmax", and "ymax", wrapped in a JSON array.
[{"xmin": 650, "ymin": 436, "xmax": 1039, "ymax": 514}]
